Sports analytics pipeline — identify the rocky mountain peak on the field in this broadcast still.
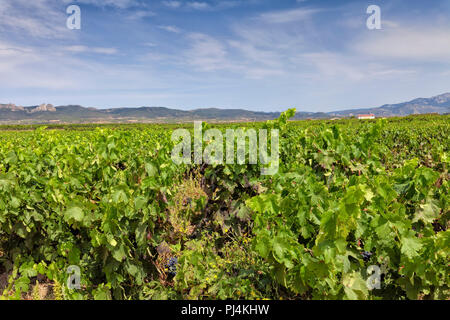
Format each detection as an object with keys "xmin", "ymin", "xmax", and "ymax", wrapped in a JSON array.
[
  {"xmin": 432, "ymin": 93, "xmax": 450, "ymax": 104},
  {"xmin": 28, "ymin": 103, "xmax": 56, "ymax": 113},
  {"xmin": 0, "ymin": 103, "xmax": 25, "ymax": 111}
]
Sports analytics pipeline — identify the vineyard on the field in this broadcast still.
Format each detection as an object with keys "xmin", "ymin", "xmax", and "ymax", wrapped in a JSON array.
[{"xmin": 0, "ymin": 113, "xmax": 448, "ymax": 300}]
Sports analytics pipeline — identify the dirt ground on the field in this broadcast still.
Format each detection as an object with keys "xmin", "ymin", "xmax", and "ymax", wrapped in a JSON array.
[
  {"xmin": 0, "ymin": 272, "xmax": 8, "ymax": 293},
  {"xmin": 0, "ymin": 271, "xmax": 54, "ymax": 300}
]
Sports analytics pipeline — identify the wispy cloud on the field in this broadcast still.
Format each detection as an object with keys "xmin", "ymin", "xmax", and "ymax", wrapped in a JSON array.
[
  {"xmin": 298, "ymin": 52, "xmax": 365, "ymax": 80},
  {"xmin": 186, "ymin": 2, "xmax": 210, "ymax": 10},
  {"xmin": 185, "ymin": 33, "xmax": 229, "ymax": 71},
  {"xmin": 61, "ymin": 0, "xmax": 140, "ymax": 9},
  {"xmin": 0, "ymin": 41, "xmax": 81, "ymax": 89},
  {"xmin": 63, "ymin": 45, "xmax": 119, "ymax": 55},
  {"xmin": 161, "ymin": 1, "xmax": 182, "ymax": 9},
  {"xmin": 158, "ymin": 25, "xmax": 182, "ymax": 33},
  {"xmin": 0, "ymin": 0, "xmax": 71, "ymax": 39},
  {"xmin": 355, "ymin": 27, "xmax": 450, "ymax": 61},
  {"xmin": 258, "ymin": 8, "xmax": 320, "ymax": 23},
  {"xmin": 162, "ymin": 0, "xmax": 241, "ymax": 11},
  {"xmin": 126, "ymin": 10, "xmax": 156, "ymax": 20}
]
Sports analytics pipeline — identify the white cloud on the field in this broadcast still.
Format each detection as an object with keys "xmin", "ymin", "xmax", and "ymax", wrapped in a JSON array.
[
  {"xmin": 258, "ymin": 8, "xmax": 319, "ymax": 23},
  {"xmin": 126, "ymin": 10, "xmax": 156, "ymax": 20},
  {"xmin": 0, "ymin": 40, "xmax": 170, "ymax": 94},
  {"xmin": 162, "ymin": 1, "xmax": 182, "ymax": 8},
  {"xmin": 158, "ymin": 25, "xmax": 182, "ymax": 33},
  {"xmin": 162, "ymin": 0, "xmax": 240, "ymax": 11},
  {"xmin": 340, "ymin": 16, "xmax": 399, "ymax": 30},
  {"xmin": 63, "ymin": 46, "xmax": 119, "ymax": 55},
  {"xmin": 0, "ymin": 0, "xmax": 150, "ymax": 40},
  {"xmin": 0, "ymin": 41, "xmax": 79, "ymax": 89},
  {"xmin": 243, "ymin": 67, "xmax": 285, "ymax": 80},
  {"xmin": 142, "ymin": 42, "xmax": 158, "ymax": 47},
  {"xmin": 356, "ymin": 28, "xmax": 450, "ymax": 61},
  {"xmin": 61, "ymin": 0, "xmax": 139, "ymax": 9},
  {"xmin": 185, "ymin": 33, "xmax": 230, "ymax": 71},
  {"xmin": 382, "ymin": 20, "xmax": 400, "ymax": 28},
  {"xmin": 228, "ymin": 40, "xmax": 283, "ymax": 69},
  {"xmin": 181, "ymin": 30, "xmax": 288, "ymax": 79},
  {"xmin": 186, "ymin": 2, "xmax": 210, "ymax": 10},
  {"xmin": 299, "ymin": 52, "xmax": 365, "ymax": 80},
  {"xmin": 0, "ymin": 0, "xmax": 71, "ymax": 39}
]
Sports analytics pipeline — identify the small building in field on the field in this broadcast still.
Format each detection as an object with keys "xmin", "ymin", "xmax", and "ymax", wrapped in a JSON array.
[{"xmin": 357, "ymin": 114, "xmax": 375, "ymax": 120}]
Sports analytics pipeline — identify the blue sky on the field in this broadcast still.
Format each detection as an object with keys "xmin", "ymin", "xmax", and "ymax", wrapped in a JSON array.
[{"xmin": 1, "ymin": 0, "xmax": 449, "ymax": 112}]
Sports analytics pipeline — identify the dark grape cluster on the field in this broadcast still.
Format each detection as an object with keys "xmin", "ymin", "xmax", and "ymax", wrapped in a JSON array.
[
  {"xmin": 361, "ymin": 251, "xmax": 373, "ymax": 261},
  {"xmin": 166, "ymin": 257, "xmax": 178, "ymax": 276}
]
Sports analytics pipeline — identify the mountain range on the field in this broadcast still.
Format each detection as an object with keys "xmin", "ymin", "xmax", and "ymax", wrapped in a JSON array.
[{"xmin": 1, "ymin": 93, "xmax": 449, "ymax": 124}]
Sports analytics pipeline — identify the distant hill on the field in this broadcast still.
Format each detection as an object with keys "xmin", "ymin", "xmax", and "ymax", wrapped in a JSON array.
[
  {"xmin": 328, "ymin": 93, "xmax": 450, "ymax": 117},
  {"xmin": 1, "ymin": 93, "xmax": 449, "ymax": 124}
]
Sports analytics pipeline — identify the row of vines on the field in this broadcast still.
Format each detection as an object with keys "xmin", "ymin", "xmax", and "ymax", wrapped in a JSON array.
[{"xmin": 0, "ymin": 113, "xmax": 448, "ymax": 299}]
